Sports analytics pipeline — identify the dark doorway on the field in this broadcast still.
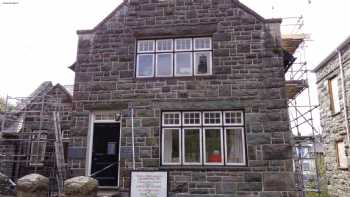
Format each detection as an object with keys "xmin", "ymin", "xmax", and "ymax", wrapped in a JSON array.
[{"xmin": 91, "ymin": 123, "xmax": 120, "ymax": 187}]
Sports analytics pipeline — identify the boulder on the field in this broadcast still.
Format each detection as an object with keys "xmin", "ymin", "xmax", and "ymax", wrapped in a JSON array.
[
  {"xmin": 16, "ymin": 173, "xmax": 48, "ymax": 197},
  {"xmin": 64, "ymin": 176, "xmax": 98, "ymax": 197}
]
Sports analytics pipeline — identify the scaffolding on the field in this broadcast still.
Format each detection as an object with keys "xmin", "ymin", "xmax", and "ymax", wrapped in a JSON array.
[
  {"xmin": 282, "ymin": 16, "xmax": 326, "ymax": 196},
  {"xmin": 0, "ymin": 84, "xmax": 69, "ymax": 195}
]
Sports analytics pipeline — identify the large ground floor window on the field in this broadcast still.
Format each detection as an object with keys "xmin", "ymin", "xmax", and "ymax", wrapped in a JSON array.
[{"xmin": 161, "ymin": 110, "xmax": 246, "ymax": 166}]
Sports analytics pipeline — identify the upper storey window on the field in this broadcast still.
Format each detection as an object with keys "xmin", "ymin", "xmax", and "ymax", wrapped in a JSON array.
[
  {"xmin": 136, "ymin": 37, "xmax": 212, "ymax": 78},
  {"xmin": 328, "ymin": 76, "xmax": 341, "ymax": 114}
]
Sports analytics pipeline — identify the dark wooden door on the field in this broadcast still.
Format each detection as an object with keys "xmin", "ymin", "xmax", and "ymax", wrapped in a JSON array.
[{"xmin": 91, "ymin": 123, "xmax": 119, "ymax": 187}]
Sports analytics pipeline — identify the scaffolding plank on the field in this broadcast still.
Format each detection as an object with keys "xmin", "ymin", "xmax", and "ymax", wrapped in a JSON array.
[{"xmin": 286, "ymin": 80, "xmax": 308, "ymax": 100}]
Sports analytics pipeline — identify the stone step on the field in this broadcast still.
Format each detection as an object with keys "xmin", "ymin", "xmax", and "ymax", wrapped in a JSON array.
[{"xmin": 97, "ymin": 189, "xmax": 121, "ymax": 197}]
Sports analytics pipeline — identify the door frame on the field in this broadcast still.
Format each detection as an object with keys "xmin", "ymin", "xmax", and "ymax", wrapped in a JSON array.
[{"xmin": 86, "ymin": 111, "xmax": 122, "ymax": 188}]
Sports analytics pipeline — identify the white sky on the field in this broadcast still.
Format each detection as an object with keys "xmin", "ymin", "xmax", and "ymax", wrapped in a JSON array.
[{"xmin": 0, "ymin": 0, "xmax": 349, "ymax": 135}]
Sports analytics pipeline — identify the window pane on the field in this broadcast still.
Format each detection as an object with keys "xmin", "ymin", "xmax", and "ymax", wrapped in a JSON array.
[
  {"xmin": 330, "ymin": 77, "xmax": 341, "ymax": 113},
  {"xmin": 224, "ymin": 111, "xmax": 243, "ymax": 125},
  {"xmin": 194, "ymin": 52, "xmax": 212, "ymax": 75},
  {"xmin": 205, "ymin": 128, "xmax": 223, "ymax": 164},
  {"xmin": 203, "ymin": 112, "xmax": 221, "ymax": 125},
  {"xmin": 194, "ymin": 37, "xmax": 211, "ymax": 50},
  {"xmin": 156, "ymin": 53, "xmax": 173, "ymax": 77},
  {"xmin": 175, "ymin": 52, "xmax": 192, "ymax": 76},
  {"xmin": 157, "ymin": 39, "xmax": 173, "ymax": 52},
  {"xmin": 163, "ymin": 112, "xmax": 181, "ymax": 126},
  {"xmin": 138, "ymin": 40, "xmax": 155, "ymax": 52},
  {"xmin": 183, "ymin": 129, "xmax": 201, "ymax": 164},
  {"xmin": 163, "ymin": 129, "xmax": 180, "ymax": 164},
  {"xmin": 175, "ymin": 38, "xmax": 192, "ymax": 51},
  {"xmin": 183, "ymin": 112, "xmax": 201, "ymax": 126},
  {"xmin": 226, "ymin": 128, "xmax": 244, "ymax": 164},
  {"xmin": 137, "ymin": 54, "xmax": 154, "ymax": 77},
  {"xmin": 30, "ymin": 133, "xmax": 47, "ymax": 164}
]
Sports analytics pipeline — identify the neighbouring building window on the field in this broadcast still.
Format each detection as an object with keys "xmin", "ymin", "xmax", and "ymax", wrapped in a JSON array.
[
  {"xmin": 30, "ymin": 131, "xmax": 47, "ymax": 166},
  {"xmin": 136, "ymin": 37, "xmax": 212, "ymax": 78},
  {"xmin": 161, "ymin": 110, "xmax": 246, "ymax": 166},
  {"xmin": 61, "ymin": 130, "xmax": 70, "ymax": 164},
  {"xmin": 328, "ymin": 76, "xmax": 341, "ymax": 113},
  {"xmin": 336, "ymin": 141, "xmax": 348, "ymax": 169}
]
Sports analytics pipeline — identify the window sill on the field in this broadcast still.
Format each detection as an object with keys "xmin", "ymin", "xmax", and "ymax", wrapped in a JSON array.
[
  {"xmin": 331, "ymin": 112, "xmax": 342, "ymax": 117},
  {"xmin": 160, "ymin": 165, "xmax": 247, "ymax": 171},
  {"xmin": 29, "ymin": 163, "xmax": 44, "ymax": 167},
  {"xmin": 338, "ymin": 167, "xmax": 348, "ymax": 171},
  {"xmin": 135, "ymin": 75, "xmax": 215, "ymax": 81}
]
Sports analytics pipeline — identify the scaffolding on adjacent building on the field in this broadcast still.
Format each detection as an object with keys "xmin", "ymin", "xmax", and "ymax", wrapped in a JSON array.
[
  {"xmin": 282, "ymin": 16, "xmax": 326, "ymax": 197},
  {"xmin": 0, "ymin": 83, "xmax": 69, "ymax": 195}
]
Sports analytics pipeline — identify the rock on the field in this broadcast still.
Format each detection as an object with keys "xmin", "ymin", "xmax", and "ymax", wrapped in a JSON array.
[
  {"xmin": 16, "ymin": 174, "xmax": 48, "ymax": 197},
  {"xmin": 64, "ymin": 176, "xmax": 98, "ymax": 197}
]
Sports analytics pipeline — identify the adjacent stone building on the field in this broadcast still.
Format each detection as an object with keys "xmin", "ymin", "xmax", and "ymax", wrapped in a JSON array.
[
  {"xmin": 0, "ymin": 82, "xmax": 73, "ymax": 187},
  {"xmin": 313, "ymin": 36, "xmax": 350, "ymax": 196},
  {"xmin": 67, "ymin": 0, "xmax": 297, "ymax": 196}
]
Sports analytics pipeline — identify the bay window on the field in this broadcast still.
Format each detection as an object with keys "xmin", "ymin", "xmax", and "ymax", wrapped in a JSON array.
[
  {"xmin": 161, "ymin": 110, "xmax": 246, "ymax": 166},
  {"xmin": 136, "ymin": 37, "xmax": 212, "ymax": 78}
]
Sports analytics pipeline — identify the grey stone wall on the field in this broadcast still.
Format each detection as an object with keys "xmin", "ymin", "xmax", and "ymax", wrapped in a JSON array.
[
  {"xmin": 315, "ymin": 41, "xmax": 350, "ymax": 196},
  {"xmin": 72, "ymin": 0, "xmax": 296, "ymax": 196}
]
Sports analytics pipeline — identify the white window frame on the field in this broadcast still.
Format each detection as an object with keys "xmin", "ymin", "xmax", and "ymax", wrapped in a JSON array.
[
  {"xmin": 175, "ymin": 38, "xmax": 193, "ymax": 52},
  {"xmin": 224, "ymin": 111, "xmax": 244, "ymax": 126},
  {"xmin": 161, "ymin": 110, "xmax": 246, "ymax": 166},
  {"xmin": 137, "ymin": 40, "xmax": 155, "ymax": 53},
  {"xmin": 155, "ymin": 53, "xmax": 173, "ymax": 77},
  {"xmin": 136, "ymin": 37, "xmax": 212, "ymax": 78},
  {"xmin": 136, "ymin": 54, "xmax": 155, "ymax": 78},
  {"xmin": 182, "ymin": 128, "xmax": 202, "ymax": 165},
  {"xmin": 203, "ymin": 111, "xmax": 222, "ymax": 126},
  {"xmin": 174, "ymin": 52, "xmax": 193, "ymax": 77},
  {"xmin": 329, "ymin": 76, "xmax": 341, "ymax": 114},
  {"xmin": 156, "ymin": 39, "xmax": 173, "ymax": 52},
  {"xmin": 194, "ymin": 51, "xmax": 213, "ymax": 76},
  {"xmin": 30, "ymin": 131, "xmax": 48, "ymax": 166},
  {"xmin": 203, "ymin": 127, "xmax": 224, "ymax": 165},
  {"xmin": 162, "ymin": 128, "xmax": 181, "ymax": 165},
  {"xmin": 194, "ymin": 37, "xmax": 212, "ymax": 51},
  {"xmin": 162, "ymin": 112, "xmax": 181, "ymax": 127},
  {"xmin": 182, "ymin": 111, "xmax": 202, "ymax": 126},
  {"xmin": 61, "ymin": 129, "xmax": 70, "ymax": 139},
  {"xmin": 224, "ymin": 127, "xmax": 246, "ymax": 166}
]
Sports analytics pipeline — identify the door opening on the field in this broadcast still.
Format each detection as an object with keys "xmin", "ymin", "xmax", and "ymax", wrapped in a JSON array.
[{"xmin": 91, "ymin": 123, "xmax": 120, "ymax": 187}]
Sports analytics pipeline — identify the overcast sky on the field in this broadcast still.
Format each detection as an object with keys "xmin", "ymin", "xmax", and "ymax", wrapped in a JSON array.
[{"xmin": 0, "ymin": 0, "xmax": 349, "ymax": 99}]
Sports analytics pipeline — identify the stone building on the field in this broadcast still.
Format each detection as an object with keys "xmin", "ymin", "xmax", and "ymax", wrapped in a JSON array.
[
  {"xmin": 313, "ymin": 36, "xmax": 350, "ymax": 196},
  {"xmin": 0, "ymin": 82, "xmax": 73, "ymax": 189},
  {"xmin": 66, "ymin": 0, "xmax": 298, "ymax": 196}
]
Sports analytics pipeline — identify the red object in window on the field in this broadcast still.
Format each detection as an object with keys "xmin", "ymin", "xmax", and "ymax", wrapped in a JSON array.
[{"xmin": 208, "ymin": 153, "xmax": 222, "ymax": 163}]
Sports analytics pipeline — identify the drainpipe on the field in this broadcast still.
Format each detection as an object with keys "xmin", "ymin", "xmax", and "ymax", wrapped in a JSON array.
[
  {"xmin": 337, "ymin": 49, "xmax": 350, "ymax": 144},
  {"xmin": 131, "ymin": 105, "xmax": 136, "ymax": 170}
]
